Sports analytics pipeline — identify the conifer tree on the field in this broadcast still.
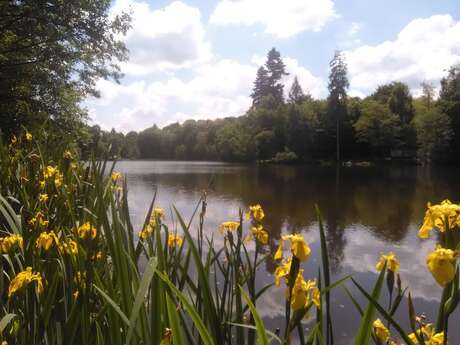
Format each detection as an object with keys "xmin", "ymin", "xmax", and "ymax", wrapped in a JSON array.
[
  {"xmin": 265, "ymin": 48, "xmax": 289, "ymax": 104},
  {"xmin": 327, "ymin": 50, "xmax": 349, "ymax": 162},
  {"xmin": 251, "ymin": 66, "xmax": 270, "ymax": 106},
  {"xmin": 288, "ymin": 76, "xmax": 309, "ymax": 104}
]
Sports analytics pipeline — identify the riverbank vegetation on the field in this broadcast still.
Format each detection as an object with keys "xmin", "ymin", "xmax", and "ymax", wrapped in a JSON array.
[{"xmin": 1, "ymin": 132, "xmax": 459, "ymax": 345}]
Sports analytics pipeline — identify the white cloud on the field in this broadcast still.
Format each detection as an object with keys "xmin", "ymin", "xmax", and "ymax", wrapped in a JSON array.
[
  {"xmin": 87, "ymin": 59, "xmax": 256, "ymax": 132},
  {"xmin": 345, "ymin": 14, "xmax": 460, "ymax": 95},
  {"xmin": 88, "ymin": 56, "xmax": 324, "ymax": 132},
  {"xmin": 210, "ymin": 0, "xmax": 337, "ymax": 38},
  {"xmin": 283, "ymin": 57, "xmax": 326, "ymax": 98},
  {"xmin": 348, "ymin": 22, "xmax": 362, "ymax": 36},
  {"xmin": 111, "ymin": 0, "xmax": 212, "ymax": 75}
]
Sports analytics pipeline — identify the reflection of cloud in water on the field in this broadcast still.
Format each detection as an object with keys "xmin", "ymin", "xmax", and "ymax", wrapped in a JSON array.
[{"xmin": 342, "ymin": 224, "xmax": 441, "ymax": 302}]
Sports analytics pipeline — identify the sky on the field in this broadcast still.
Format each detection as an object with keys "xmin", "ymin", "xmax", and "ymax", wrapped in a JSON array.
[{"xmin": 86, "ymin": 0, "xmax": 460, "ymax": 133}]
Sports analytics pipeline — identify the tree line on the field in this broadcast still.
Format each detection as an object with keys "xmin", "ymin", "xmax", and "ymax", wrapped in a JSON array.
[{"xmin": 83, "ymin": 48, "xmax": 460, "ymax": 164}]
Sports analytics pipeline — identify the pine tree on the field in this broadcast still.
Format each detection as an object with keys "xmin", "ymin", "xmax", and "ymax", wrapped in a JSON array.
[
  {"xmin": 250, "ymin": 66, "xmax": 270, "ymax": 106},
  {"xmin": 288, "ymin": 76, "xmax": 309, "ymax": 104},
  {"xmin": 327, "ymin": 50, "xmax": 349, "ymax": 162},
  {"xmin": 265, "ymin": 48, "xmax": 289, "ymax": 104}
]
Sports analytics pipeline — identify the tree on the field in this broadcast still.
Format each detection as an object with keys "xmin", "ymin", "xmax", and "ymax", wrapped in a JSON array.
[
  {"xmin": 371, "ymin": 82, "xmax": 414, "ymax": 124},
  {"xmin": 122, "ymin": 131, "xmax": 140, "ymax": 159},
  {"xmin": 327, "ymin": 50, "xmax": 349, "ymax": 161},
  {"xmin": 353, "ymin": 100, "xmax": 401, "ymax": 156},
  {"xmin": 420, "ymin": 81, "xmax": 435, "ymax": 108},
  {"xmin": 413, "ymin": 102, "xmax": 452, "ymax": 163},
  {"xmin": 251, "ymin": 48, "xmax": 288, "ymax": 106},
  {"xmin": 251, "ymin": 67, "xmax": 270, "ymax": 106},
  {"xmin": 439, "ymin": 64, "xmax": 460, "ymax": 160},
  {"xmin": 0, "ymin": 0, "xmax": 130, "ymax": 138},
  {"xmin": 265, "ymin": 48, "xmax": 289, "ymax": 104},
  {"xmin": 288, "ymin": 76, "xmax": 309, "ymax": 104}
]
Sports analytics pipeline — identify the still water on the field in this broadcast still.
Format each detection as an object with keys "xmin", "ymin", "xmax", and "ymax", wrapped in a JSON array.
[{"xmin": 115, "ymin": 160, "xmax": 460, "ymax": 344}]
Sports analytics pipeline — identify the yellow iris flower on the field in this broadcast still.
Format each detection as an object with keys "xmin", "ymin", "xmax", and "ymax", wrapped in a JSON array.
[
  {"xmin": 111, "ymin": 172, "xmax": 122, "ymax": 182},
  {"xmin": 39, "ymin": 194, "xmax": 49, "ymax": 202},
  {"xmin": 77, "ymin": 222, "xmax": 97, "ymax": 240},
  {"xmin": 419, "ymin": 199, "xmax": 460, "ymax": 239},
  {"xmin": 245, "ymin": 225, "xmax": 269, "ymax": 244},
  {"xmin": 376, "ymin": 252, "xmax": 400, "ymax": 273},
  {"xmin": 28, "ymin": 211, "xmax": 49, "ymax": 227},
  {"xmin": 408, "ymin": 324, "xmax": 444, "ymax": 345},
  {"xmin": 8, "ymin": 267, "xmax": 43, "ymax": 298},
  {"xmin": 148, "ymin": 207, "xmax": 165, "ymax": 227},
  {"xmin": 426, "ymin": 245, "xmax": 456, "ymax": 286},
  {"xmin": 285, "ymin": 270, "xmax": 319, "ymax": 311},
  {"xmin": 219, "ymin": 221, "xmax": 240, "ymax": 234},
  {"xmin": 63, "ymin": 150, "xmax": 73, "ymax": 159},
  {"xmin": 0, "ymin": 234, "xmax": 23, "ymax": 253},
  {"xmin": 25, "ymin": 132, "xmax": 32, "ymax": 141},
  {"xmin": 372, "ymin": 319, "xmax": 390, "ymax": 342},
  {"xmin": 274, "ymin": 257, "xmax": 292, "ymax": 286},
  {"xmin": 167, "ymin": 234, "xmax": 183, "ymax": 248},
  {"xmin": 36, "ymin": 231, "xmax": 60, "ymax": 251},
  {"xmin": 275, "ymin": 233, "xmax": 311, "ymax": 261},
  {"xmin": 139, "ymin": 227, "xmax": 153, "ymax": 240},
  {"xmin": 61, "ymin": 240, "xmax": 78, "ymax": 255},
  {"xmin": 246, "ymin": 204, "xmax": 265, "ymax": 222}
]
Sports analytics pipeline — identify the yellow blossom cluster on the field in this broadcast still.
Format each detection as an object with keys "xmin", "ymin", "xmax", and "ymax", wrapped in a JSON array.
[
  {"xmin": 0, "ymin": 234, "xmax": 23, "ymax": 253},
  {"xmin": 8, "ymin": 267, "xmax": 43, "ymax": 298},
  {"xmin": 139, "ymin": 207, "xmax": 165, "ymax": 240},
  {"xmin": 29, "ymin": 211, "xmax": 49, "ymax": 228},
  {"xmin": 42, "ymin": 165, "xmax": 64, "ymax": 188}
]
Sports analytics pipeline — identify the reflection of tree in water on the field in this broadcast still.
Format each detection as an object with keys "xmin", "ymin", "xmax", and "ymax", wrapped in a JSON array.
[{"xmin": 123, "ymin": 162, "xmax": 460, "ymax": 273}]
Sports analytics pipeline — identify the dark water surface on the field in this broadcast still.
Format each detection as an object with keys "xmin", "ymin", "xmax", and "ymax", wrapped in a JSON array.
[{"xmin": 115, "ymin": 161, "xmax": 460, "ymax": 344}]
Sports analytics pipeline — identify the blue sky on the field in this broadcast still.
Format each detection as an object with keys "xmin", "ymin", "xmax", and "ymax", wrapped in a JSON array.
[{"xmin": 86, "ymin": 0, "xmax": 460, "ymax": 132}]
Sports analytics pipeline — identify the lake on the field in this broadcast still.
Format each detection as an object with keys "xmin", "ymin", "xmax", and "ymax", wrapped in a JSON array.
[{"xmin": 114, "ymin": 160, "xmax": 460, "ymax": 344}]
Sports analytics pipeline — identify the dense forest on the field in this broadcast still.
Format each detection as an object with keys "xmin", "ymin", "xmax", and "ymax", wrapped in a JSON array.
[{"xmin": 82, "ymin": 49, "xmax": 460, "ymax": 164}]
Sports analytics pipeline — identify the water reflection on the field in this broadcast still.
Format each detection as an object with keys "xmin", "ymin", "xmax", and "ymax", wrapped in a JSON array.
[{"xmin": 114, "ymin": 161, "xmax": 460, "ymax": 344}]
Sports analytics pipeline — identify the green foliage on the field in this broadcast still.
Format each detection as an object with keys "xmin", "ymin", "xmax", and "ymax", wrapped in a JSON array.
[
  {"xmin": 413, "ymin": 102, "xmax": 452, "ymax": 163},
  {"xmin": 353, "ymin": 100, "xmax": 402, "ymax": 156},
  {"xmin": 251, "ymin": 48, "xmax": 289, "ymax": 106},
  {"xmin": 439, "ymin": 64, "xmax": 460, "ymax": 159},
  {"xmin": 0, "ymin": 0, "xmax": 130, "ymax": 139},
  {"xmin": 288, "ymin": 76, "xmax": 310, "ymax": 104}
]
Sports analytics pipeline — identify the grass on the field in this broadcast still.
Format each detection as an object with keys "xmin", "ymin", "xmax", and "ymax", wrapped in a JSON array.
[{"xmin": 0, "ymin": 131, "xmax": 458, "ymax": 345}]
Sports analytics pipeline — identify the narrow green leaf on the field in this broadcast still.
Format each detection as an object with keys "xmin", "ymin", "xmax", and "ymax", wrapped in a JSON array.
[
  {"xmin": 126, "ymin": 258, "xmax": 157, "ymax": 344},
  {"xmin": 239, "ymin": 286, "xmax": 269, "ymax": 345},
  {"xmin": 155, "ymin": 269, "xmax": 215, "ymax": 345},
  {"xmin": 353, "ymin": 262, "xmax": 386, "ymax": 345},
  {"xmin": 0, "ymin": 313, "xmax": 16, "ymax": 333}
]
